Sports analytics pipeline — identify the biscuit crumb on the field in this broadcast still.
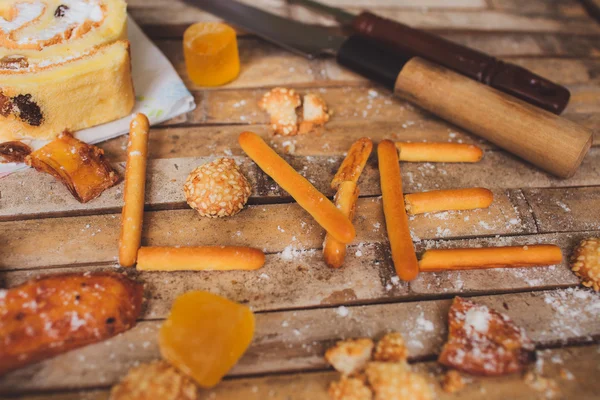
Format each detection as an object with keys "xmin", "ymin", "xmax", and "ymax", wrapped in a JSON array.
[
  {"xmin": 325, "ymin": 338, "xmax": 374, "ymax": 376},
  {"xmin": 365, "ymin": 362, "xmax": 433, "ymax": 400},
  {"xmin": 110, "ymin": 360, "xmax": 198, "ymax": 400},
  {"xmin": 299, "ymin": 93, "xmax": 330, "ymax": 134},
  {"xmin": 259, "ymin": 88, "xmax": 301, "ymax": 136},
  {"xmin": 329, "ymin": 376, "xmax": 373, "ymax": 400},
  {"xmin": 570, "ymin": 238, "xmax": 600, "ymax": 291},
  {"xmin": 441, "ymin": 370, "xmax": 465, "ymax": 393},
  {"xmin": 373, "ymin": 332, "xmax": 407, "ymax": 363}
]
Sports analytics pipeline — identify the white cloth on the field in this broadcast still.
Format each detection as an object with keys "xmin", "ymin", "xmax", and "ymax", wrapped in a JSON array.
[{"xmin": 0, "ymin": 16, "xmax": 196, "ymax": 176}]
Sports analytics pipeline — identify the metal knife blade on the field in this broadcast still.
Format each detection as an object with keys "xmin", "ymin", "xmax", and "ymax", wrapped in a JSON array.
[
  {"xmin": 184, "ymin": 0, "xmax": 346, "ymax": 59},
  {"xmin": 287, "ymin": 0, "xmax": 355, "ymax": 25}
]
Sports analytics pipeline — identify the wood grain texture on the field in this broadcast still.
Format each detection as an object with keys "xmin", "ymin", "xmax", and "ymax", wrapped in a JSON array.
[
  {"xmin": 1, "ymin": 288, "xmax": 598, "ymax": 392},
  {"xmin": 14, "ymin": 344, "xmax": 600, "ymax": 400}
]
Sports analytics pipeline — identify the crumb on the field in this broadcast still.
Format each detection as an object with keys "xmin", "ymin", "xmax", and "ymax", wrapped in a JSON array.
[
  {"xmin": 299, "ymin": 93, "xmax": 330, "ymax": 134},
  {"xmin": 183, "ymin": 158, "xmax": 252, "ymax": 218},
  {"xmin": 441, "ymin": 370, "xmax": 465, "ymax": 393},
  {"xmin": 259, "ymin": 88, "xmax": 301, "ymax": 136},
  {"xmin": 328, "ymin": 376, "xmax": 373, "ymax": 400},
  {"xmin": 110, "ymin": 360, "xmax": 197, "ymax": 400},
  {"xmin": 365, "ymin": 362, "xmax": 433, "ymax": 400},
  {"xmin": 373, "ymin": 332, "xmax": 407, "ymax": 363},
  {"xmin": 438, "ymin": 297, "xmax": 535, "ymax": 376},
  {"xmin": 325, "ymin": 338, "xmax": 374, "ymax": 376},
  {"xmin": 570, "ymin": 238, "xmax": 600, "ymax": 291}
]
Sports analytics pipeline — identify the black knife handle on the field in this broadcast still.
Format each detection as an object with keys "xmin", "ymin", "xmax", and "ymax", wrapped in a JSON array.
[
  {"xmin": 352, "ymin": 11, "xmax": 570, "ymax": 114},
  {"xmin": 336, "ymin": 35, "xmax": 592, "ymax": 178}
]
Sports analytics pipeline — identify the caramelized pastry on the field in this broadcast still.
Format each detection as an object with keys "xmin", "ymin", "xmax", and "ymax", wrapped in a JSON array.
[
  {"xmin": 26, "ymin": 131, "xmax": 119, "ymax": 203},
  {"xmin": 438, "ymin": 297, "xmax": 535, "ymax": 376},
  {"xmin": 0, "ymin": 141, "xmax": 31, "ymax": 163},
  {"xmin": 0, "ymin": 272, "xmax": 143, "ymax": 376}
]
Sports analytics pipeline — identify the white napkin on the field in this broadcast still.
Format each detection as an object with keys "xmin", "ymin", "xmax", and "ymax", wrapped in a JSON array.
[{"xmin": 0, "ymin": 16, "xmax": 196, "ymax": 177}]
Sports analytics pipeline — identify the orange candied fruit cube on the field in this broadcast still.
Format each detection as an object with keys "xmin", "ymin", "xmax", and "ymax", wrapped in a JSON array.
[
  {"xmin": 183, "ymin": 22, "xmax": 240, "ymax": 87},
  {"xmin": 159, "ymin": 291, "xmax": 255, "ymax": 388}
]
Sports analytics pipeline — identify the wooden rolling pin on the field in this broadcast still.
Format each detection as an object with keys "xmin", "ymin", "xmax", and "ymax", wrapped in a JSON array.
[{"xmin": 338, "ymin": 37, "xmax": 593, "ymax": 178}]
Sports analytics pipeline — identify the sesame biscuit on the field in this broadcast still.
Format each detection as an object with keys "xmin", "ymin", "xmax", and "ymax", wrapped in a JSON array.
[
  {"xmin": 299, "ymin": 93, "xmax": 330, "ymax": 134},
  {"xmin": 373, "ymin": 332, "xmax": 407, "ymax": 363},
  {"xmin": 184, "ymin": 158, "xmax": 252, "ymax": 218},
  {"xmin": 325, "ymin": 338, "xmax": 374, "ymax": 376},
  {"xmin": 570, "ymin": 238, "xmax": 600, "ymax": 291},
  {"xmin": 110, "ymin": 360, "xmax": 198, "ymax": 400},
  {"xmin": 259, "ymin": 87, "xmax": 301, "ymax": 136}
]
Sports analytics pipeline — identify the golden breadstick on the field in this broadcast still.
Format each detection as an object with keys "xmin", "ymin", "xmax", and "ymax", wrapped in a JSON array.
[
  {"xmin": 323, "ymin": 181, "xmax": 360, "ymax": 268},
  {"xmin": 419, "ymin": 245, "xmax": 563, "ymax": 271},
  {"xmin": 331, "ymin": 137, "xmax": 373, "ymax": 190},
  {"xmin": 405, "ymin": 188, "xmax": 493, "ymax": 215},
  {"xmin": 396, "ymin": 142, "xmax": 483, "ymax": 162},
  {"xmin": 239, "ymin": 131, "xmax": 355, "ymax": 244},
  {"xmin": 378, "ymin": 140, "xmax": 419, "ymax": 281},
  {"xmin": 136, "ymin": 246, "xmax": 265, "ymax": 271},
  {"xmin": 119, "ymin": 114, "xmax": 150, "ymax": 267}
]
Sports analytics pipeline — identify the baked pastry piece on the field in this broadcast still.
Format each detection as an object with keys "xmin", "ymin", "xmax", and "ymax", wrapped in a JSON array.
[
  {"xmin": 184, "ymin": 158, "xmax": 252, "ymax": 218},
  {"xmin": 373, "ymin": 332, "xmax": 407, "ymax": 363},
  {"xmin": 438, "ymin": 297, "xmax": 535, "ymax": 376},
  {"xmin": 259, "ymin": 87, "xmax": 301, "ymax": 136},
  {"xmin": 325, "ymin": 338, "xmax": 374, "ymax": 376},
  {"xmin": 0, "ymin": 272, "xmax": 143, "ymax": 376},
  {"xmin": 299, "ymin": 93, "xmax": 329, "ymax": 134},
  {"xmin": 365, "ymin": 362, "xmax": 433, "ymax": 400},
  {"xmin": 110, "ymin": 360, "xmax": 198, "ymax": 400},
  {"xmin": 329, "ymin": 376, "xmax": 373, "ymax": 400},
  {"xmin": 570, "ymin": 238, "xmax": 600, "ymax": 291},
  {"xmin": 0, "ymin": 0, "xmax": 134, "ymax": 141}
]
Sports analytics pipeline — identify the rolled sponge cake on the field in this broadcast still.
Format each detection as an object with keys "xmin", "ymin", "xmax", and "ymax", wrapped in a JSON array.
[{"xmin": 0, "ymin": 0, "xmax": 134, "ymax": 141}]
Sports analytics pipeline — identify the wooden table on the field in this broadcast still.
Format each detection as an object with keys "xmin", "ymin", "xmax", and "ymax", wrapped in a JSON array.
[{"xmin": 2, "ymin": 0, "xmax": 600, "ymax": 398}]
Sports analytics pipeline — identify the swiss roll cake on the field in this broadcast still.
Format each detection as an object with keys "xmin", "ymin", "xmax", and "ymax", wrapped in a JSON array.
[{"xmin": 0, "ymin": 0, "xmax": 134, "ymax": 141}]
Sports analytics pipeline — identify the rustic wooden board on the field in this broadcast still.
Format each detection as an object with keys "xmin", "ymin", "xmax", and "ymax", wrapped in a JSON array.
[
  {"xmin": 1, "ymin": 288, "xmax": 599, "ymax": 393},
  {"xmin": 16, "ymin": 344, "xmax": 600, "ymax": 400}
]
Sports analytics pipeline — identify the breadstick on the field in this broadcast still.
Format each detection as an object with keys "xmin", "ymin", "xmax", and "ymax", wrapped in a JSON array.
[
  {"xmin": 323, "ymin": 181, "xmax": 360, "ymax": 268},
  {"xmin": 331, "ymin": 137, "xmax": 373, "ymax": 190},
  {"xmin": 396, "ymin": 142, "xmax": 483, "ymax": 162},
  {"xmin": 119, "ymin": 114, "xmax": 150, "ymax": 267},
  {"xmin": 136, "ymin": 246, "xmax": 265, "ymax": 271},
  {"xmin": 419, "ymin": 245, "xmax": 563, "ymax": 271},
  {"xmin": 405, "ymin": 188, "xmax": 493, "ymax": 215},
  {"xmin": 378, "ymin": 140, "xmax": 419, "ymax": 281},
  {"xmin": 239, "ymin": 131, "xmax": 355, "ymax": 244}
]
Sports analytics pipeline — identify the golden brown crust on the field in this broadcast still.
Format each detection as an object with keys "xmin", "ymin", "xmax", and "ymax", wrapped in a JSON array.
[
  {"xmin": 365, "ymin": 362, "xmax": 433, "ymax": 400},
  {"xmin": 329, "ymin": 376, "xmax": 373, "ymax": 400},
  {"xmin": 258, "ymin": 88, "xmax": 301, "ymax": 136},
  {"xmin": 438, "ymin": 297, "xmax": 535, "ymax": 376},
  {"xmin": 325, "ymin": 338, "xmax": 374, "ymax": 376},
  {"xmin": 183, "ymin": 158, "xmax": 252, "ymax": 218},
  {"xmin": 119, "ymin": 114, "xmax": 150, "ymax": 268},
  {"xmin": 331, "ymin": 137, "xmax": 373, "ymax": 190},
  {"xmin": 404, "ymin": 188, "xmax": 493, "ymax": 215},
  {"xmin": 25, "ymin": 131, "xmax": 119, "ymax": 203},
  {"xmin": 419, "ymin": 245, "xmax": 563, "ymax": 271},
  {"xmin": 373, "ymin": 333, "xmax": 407, "ymax": 363},
  {"xmin": 136, "ymin": 246, "xmax": 265, "ymax": 271},
  {"xmin": 110, "ymin": 360, "xmax": 198, "ymax": 400},
  {"xmin": 323, "ymin": 181, "xmax": 360, "ymax": 268},
  {"xmin": 0, "ymin": 140, "xmax": 31, "ymax": 163},
  {"xmin": 570, "ymin": 238, "xmax": 600, "ymax": 291},
  {"xmin": 0, "ymin": 272, "xmax": 143, "ymax": 376},
  {"xmin": 395, "ymin": 142, "xmax": 483, "ymax": 163}
]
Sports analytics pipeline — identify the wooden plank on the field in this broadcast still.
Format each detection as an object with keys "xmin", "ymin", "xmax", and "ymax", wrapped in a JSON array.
[
  {"xmin": 16, "ymin": 344, "xmax": 600, "ymax": 400},
  {"xmin": 0, "ymin": 188, "xmax": 533, "ymax": 269},
  {"xmin": 1, "ymin": 288, "xmax": 598, "ymax": 392},
  {"xmin": 3, "ymin": 149, "xmax": 600, "ymax": 220},
  {"xmin": 523, "ymin": 186, "xmax": 600, "ymax": 233},
  {"xmin": 0, "ymin": 229, "xmax": 587, "ymax": 319},
  {"xmin": 490, "ymin": 0, "xmax": 589, "ymax": 16}
]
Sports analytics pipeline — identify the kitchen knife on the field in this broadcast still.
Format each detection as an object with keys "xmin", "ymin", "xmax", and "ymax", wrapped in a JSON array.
[
  {"xmin": 187, "ymin": 0, "xmax": 592, "ymax": 179},
  {"xmin": 289, "ymin": 0, "xmax": 570, "ymax": 115}
]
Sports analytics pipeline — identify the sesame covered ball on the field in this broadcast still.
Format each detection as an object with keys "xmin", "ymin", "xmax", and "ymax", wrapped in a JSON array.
[
  {"xmin": 571, "ymin": 238, "xmax": 600, "ymax": 291},
  {"xmin": 184, "ymin": 158, "xmax": 252, "ymax": 218}
]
